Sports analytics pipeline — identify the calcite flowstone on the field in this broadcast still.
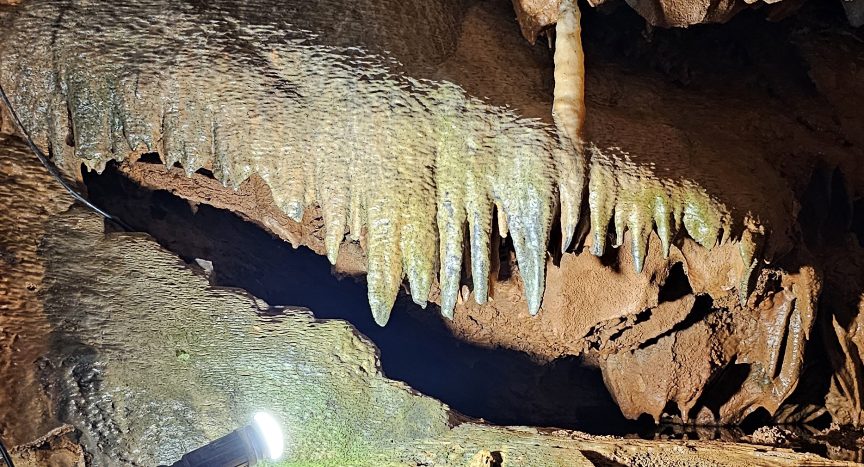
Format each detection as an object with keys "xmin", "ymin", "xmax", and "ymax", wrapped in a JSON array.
[
  {"xmin": 0, "ymin": 0, "xmax": 773, "ymax": 327},
  {"xmin": 2, "ymin": 0, "xmax": 863, "ymax": 433},
  {"xmin": 0, "ymin": 134, "xmax": 851, "ymax": 466}
]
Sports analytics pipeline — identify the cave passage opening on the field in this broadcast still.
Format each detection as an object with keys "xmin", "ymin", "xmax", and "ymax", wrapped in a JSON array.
[{"xmin": 82, "ymin": 163, "xmax": 648, "ymax": 436}]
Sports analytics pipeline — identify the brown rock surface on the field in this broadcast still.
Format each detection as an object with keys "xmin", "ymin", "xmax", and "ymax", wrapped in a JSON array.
[
  {"xmin": 0, "ymin": 133, "xmax": 70, "ymax": 445},
  {"xmin": 1, "ymin": 0, "xmax": 864, "ymax": 433},
  {"xmin": 510, "ymin": 0, "xmax": 814, "ymax": 41},
  {"xmin": 10, "ymin": 425, "xmax": 89, "ymax": 467},
  {"xmin": 49, "ymin": 1, "xmax": 859, "ymax": 427},
  {"xmin": 0, "ymin": 133, "xmax": 851, "ymax": 465}
]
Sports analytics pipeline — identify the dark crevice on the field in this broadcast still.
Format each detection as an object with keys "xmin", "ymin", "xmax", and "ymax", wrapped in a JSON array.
[
  {"xmin": 741, "ymin": 407, "xmax": 773, "ymax": 434},
  {"xmin": 82, "ymin": 163, "xmax": 637, "ymax": 435},
  {"xmin": 661, "ymin": 401, "xmax": 682, "ymax": 423},
  {"xmin": 495, "ymin": 235, "xmax": 514, "ymax": 282},
  {"xmin": 549, "ymin": 211, "xmax": 563, "ymax": 266},
  {"xmin": 638, "ymin": 294, "xmax": 715, "ymax": 350},
  {"xmin": 137, "ymin": 152, "xmax": 162, "ymax": 164},
  {"xmin": 581, "ymin": 451, "xmax": 627, "ymax": 467},
  {"xmin": 808, "ymin": 411, "xmax": 834, "ymax": 431},
  {"xmin": 194, "ymin": 167, "xmax": 215, "ymax": 179},
  {"xmin": 636, "ymin": 413, "xmax": 655, "ymax": 427},
  {"xmin": 632, "ymin": 307, "xmax": 652, "ymax": 325},
  {"xmin": 597, "ymin": 236, "xmax": 621, "ymax": 273},
  {"xmin": 605, "ymin": 308, "xmax": 652, "ymax": 345},
  {"xmin": 688, "ymin": 361, "xmax": 751, "ymax": 423},
  {"xmin": 657, "ymin": 262, "xmax": 692, "ymax": 303}
]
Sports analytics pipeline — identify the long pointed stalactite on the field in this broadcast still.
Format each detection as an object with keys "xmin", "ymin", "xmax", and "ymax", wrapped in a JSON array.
[
  {"xmin": 552, "ymin": 0, "xmax": 586, "ymax": 253},
  {"xmin": 0, "ymin": 0, "xmax": 773, "ymax": 326},
  {"xmin": 0, "ymin": 126, "xmax": 843, "ymax": 462},
  {"xmin": 5, "ymin": 0, "xmax": 864, "ymax": 445}
]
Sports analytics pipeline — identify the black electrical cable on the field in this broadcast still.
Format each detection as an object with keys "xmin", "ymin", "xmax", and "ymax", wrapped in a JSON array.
[
  {"xmin": 0, "ymin": 82, "xmax": 130, "ymax": 467},
  {"xmin": 0, "ymin": 436, "xmax": 14, "ymax": 467},
  {"xmin": 0, "ymin": 81, "xmax": 132, "ymax": 231}
]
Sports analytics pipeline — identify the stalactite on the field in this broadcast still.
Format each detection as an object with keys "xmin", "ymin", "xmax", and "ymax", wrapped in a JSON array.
[
  {"xmin": 553, "ymin": 0, "xmax": 585, "ymax": 148},
  {"xmin": 0, "ymin": 0, "xmax": 771, "ymax": 326},
  {"xmin": 552, "ymin": 0, "xmax": 586, "ymax": 252}
]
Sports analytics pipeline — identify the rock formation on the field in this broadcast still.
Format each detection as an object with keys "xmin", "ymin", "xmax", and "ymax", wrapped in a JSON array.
[
  {"xmin": 0, "ymin": 131, "xmax": 851, "ymax": 467},
  {"xmin": 0, "ymin": 0, "xmax": 776, "ymax": 326},
  {"xmin": 1, "ymin": 0, "xmax": 864, "ymax": 445}
]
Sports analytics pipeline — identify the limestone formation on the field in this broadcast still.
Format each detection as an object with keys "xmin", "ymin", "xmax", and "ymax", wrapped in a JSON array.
[
  {"xmin": 1, "ymin": 0, "xmax": 864, "ymax": 444},
  {"xmin": 0, "ymin": 0, "xmax": 770, "ymax": 327},
  {"xmin": 0, "ymin": 132, "xmax": 850, "ymax": 466}
]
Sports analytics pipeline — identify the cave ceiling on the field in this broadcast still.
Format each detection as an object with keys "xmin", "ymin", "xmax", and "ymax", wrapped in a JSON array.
[{"xmin": 1, "ymin": 0, "xmax": 864, "ymax": 464}]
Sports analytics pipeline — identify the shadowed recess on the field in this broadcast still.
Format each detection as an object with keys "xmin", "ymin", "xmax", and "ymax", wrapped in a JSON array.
[{"xmin": 82, "ymin": 164, "xmax": 639, "ymax": 435}]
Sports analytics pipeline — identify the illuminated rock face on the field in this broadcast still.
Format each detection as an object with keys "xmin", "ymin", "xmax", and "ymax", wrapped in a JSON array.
[
  {"xmin": 0, "ymin": 0, "xmax": 862, "ymax": 430},
  {"xmin": 0, "ymin": 0, "xmax": 772, "ymax": 326},
  {"xmin": 0, "ymin": 133, "xmax": 846, "ymax": 467}
]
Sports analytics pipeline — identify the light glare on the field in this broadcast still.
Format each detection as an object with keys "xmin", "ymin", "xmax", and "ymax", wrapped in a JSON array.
[{"xmin": 253, "ymin": 412, "xmax": 284, "ymax": 460}]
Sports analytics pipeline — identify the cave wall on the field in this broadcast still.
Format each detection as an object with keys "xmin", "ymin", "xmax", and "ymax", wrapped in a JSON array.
[
  {"xmin": 1, "ymin": 133, "xmax": 850, "ymax": 466},
  {"xmin": 0, "ymin": 0, "xmax": 863, "ymax": 430}
]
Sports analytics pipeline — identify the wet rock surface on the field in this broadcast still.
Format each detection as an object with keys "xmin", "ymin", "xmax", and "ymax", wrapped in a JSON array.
[
  {"xmin": 0, "ymin": 0, "xmax": 781, "ymax": 328},
  {"xmin": 0, "ymin": 133, "xmax": 850, "ymax": 465},
  {"xmin": 0, "ymin": 0, "xmax": 863, "ymax": 454},
  {"xmin": 80, "ymin": 164, "xmax": 636, "ymax": 435}
]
